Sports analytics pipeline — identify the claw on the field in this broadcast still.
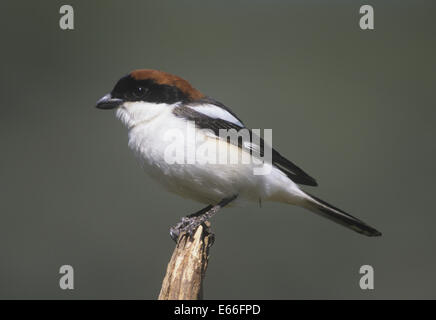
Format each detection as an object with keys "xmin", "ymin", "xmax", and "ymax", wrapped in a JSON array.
[
  {"xmin": 208, "ymin": 232, "xmax": 215, "ymax": 247},
  {"xmin": 169, "ymin": 227, "xmax": 180, "ymax": 242}
]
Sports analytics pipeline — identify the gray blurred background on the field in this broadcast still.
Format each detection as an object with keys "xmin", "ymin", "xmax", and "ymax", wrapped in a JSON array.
[{"xmin": 0, "ymin": 0, "xmax": 435, "ymax": 299}]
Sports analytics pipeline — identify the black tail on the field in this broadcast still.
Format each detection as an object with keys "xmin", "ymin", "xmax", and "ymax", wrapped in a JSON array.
[{"xmin": 303, "ymin": 191, "xmax": 381, "ymax": 237}]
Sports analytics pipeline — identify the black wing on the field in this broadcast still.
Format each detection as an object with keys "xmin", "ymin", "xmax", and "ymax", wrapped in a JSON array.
[{"xmin": 173, "ymin": 103, "xmax": 318, "ymax": 186}]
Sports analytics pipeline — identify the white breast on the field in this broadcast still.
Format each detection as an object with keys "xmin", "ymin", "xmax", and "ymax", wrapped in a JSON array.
[{"xmin": 115, "ymin": 101, "xmax": 303, "ymax": 205}]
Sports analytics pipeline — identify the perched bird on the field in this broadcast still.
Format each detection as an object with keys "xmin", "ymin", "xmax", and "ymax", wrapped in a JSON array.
[{"xmin": 96, "ymin": 69, "xmax": 381, "ymax": 240}]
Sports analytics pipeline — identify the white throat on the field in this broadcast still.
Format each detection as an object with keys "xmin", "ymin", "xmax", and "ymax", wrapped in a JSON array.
[{"xmin": 115, "ymin": 101, "xmax": 179, "ymax": 129}]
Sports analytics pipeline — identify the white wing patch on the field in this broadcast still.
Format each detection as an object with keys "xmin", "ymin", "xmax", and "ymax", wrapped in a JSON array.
[{"xmin": 187, "ymin": 104, "xmax": 244, "ymax": 127}]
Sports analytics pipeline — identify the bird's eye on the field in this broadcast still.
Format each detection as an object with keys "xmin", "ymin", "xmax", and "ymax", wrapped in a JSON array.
[{"xmin": 132, "ymin": 86, "xmax": 147, "ymax": 99}]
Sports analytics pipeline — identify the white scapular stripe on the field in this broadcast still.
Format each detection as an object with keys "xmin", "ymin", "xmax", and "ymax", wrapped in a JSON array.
[{"xmin": 187, "ymin": 104, "xmax": 244, "ymax": 127}]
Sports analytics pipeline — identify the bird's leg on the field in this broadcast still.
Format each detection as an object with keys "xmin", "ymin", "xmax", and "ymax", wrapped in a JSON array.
[{"xmin": 170, "ymin": 194, "xmax": 238, "ymax": 242}]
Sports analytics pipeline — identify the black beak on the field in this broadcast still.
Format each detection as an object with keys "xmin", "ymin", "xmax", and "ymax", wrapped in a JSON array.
[{"xmin": 96, "ymin": 93, "xmax": 123, "ymax": 110}]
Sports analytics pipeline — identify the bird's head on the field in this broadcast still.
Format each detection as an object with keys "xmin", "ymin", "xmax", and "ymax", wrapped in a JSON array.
[{"xmin": 96, "ymin": 69, "xmax": 204, "ymax": 127}]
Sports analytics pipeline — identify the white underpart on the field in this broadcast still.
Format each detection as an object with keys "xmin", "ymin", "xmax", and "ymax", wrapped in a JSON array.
[
  {"xmin": 115, "ymin": 101, "xmax": 309, "ymax": 206},
  {"xmin": 187, "ymin": 104, "xmax": 244, "ymax": 127}
]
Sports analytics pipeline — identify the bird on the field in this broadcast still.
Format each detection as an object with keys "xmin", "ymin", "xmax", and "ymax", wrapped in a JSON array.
[{"xmin": 95, "ymin": 69, "xmax": 381, "ymax": 241}]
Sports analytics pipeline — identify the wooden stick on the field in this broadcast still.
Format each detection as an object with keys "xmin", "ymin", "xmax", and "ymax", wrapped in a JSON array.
[{"xmin": 158, "ymin": 222, "xmax": 214, "ymax": 300}]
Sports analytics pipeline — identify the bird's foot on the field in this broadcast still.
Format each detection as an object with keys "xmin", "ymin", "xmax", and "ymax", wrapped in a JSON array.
[
  {"xmin": 169, "ymin": 195, "xmax": 238, "ymax": 243},
  {"xmin": 170, "ymin": 216, "xmax": 205, "ymax": 242}
]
